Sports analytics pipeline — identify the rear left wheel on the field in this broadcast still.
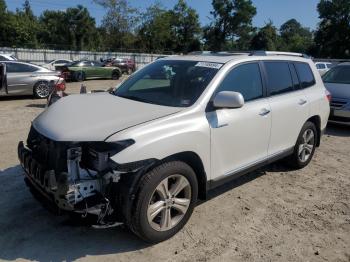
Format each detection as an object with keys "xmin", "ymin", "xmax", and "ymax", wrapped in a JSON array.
[
  {"xmin": 129, "ymin": 161, "xmax": 198, "ymax": 243},
  {"xmin": 287, "ymin": 121, "xmax": 317, "ymax": 169}
]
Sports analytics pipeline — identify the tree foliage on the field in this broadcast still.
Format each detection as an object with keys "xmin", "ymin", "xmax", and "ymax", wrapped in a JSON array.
[
  {"xmin": 136, "ymin": 2, "xmax": 176, "ymax": 52},
  {"xmin": 0, "ymin": 0, "xmax": 349, "ymax": 58},
  {"xmin": 250, "ymin": 21, "xmax": 280, "ymax": 51},
  {"xmin": 203, "ymin": 0, "xmax": 257, "ymax": 51},
  {"xmin": 280, "ymin": 19, "xmax": 313, "ymax": 53},
  {"xmin": 314, "ymin": 0, "xmax": 350, "ymax": 58},
  {"xmin": 39, "ymin": 6, "xmax": 98, "ymax": 50},
  {"xmin": 93, "ymin": 0, "xmax": 138, "ymax": 50}
]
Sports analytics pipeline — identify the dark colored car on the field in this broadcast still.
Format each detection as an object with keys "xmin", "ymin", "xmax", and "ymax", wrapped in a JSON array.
[
  {"xmin": 105, "ymin": 58, "xmax": 136, "ymax": 74},
  {"xmin": 61, "ymin": 60, "xmax": 122, "ymax": 81}
]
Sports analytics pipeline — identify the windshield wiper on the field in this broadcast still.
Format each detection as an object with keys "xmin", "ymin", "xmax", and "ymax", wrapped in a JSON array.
[{"xmin": 117, "ymin": 94, "xmax": 151, "ymax": 103}]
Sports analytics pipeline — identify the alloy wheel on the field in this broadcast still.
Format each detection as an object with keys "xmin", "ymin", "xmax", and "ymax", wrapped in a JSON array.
[
  {"xmin": 147, "ymin": 174, "xmax": 191, "ymax": 232},
  {"xmin": 35, "ymin": 82, "xmax": 50, "ymax": 98},
  {"xmin": 298, "ymin": 128, "xmax": 315, "ymax": 162}
]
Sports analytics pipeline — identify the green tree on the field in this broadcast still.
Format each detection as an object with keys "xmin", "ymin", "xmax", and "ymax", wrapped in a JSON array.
[
  {"xmin": 314, "ymin": 0, "xmax": 350, "ymax": 58},
  {"xmin": 250, "ymin": 21, "xmax": 281, "ymax": 50},
  {"xmin": 136, "ymin": 3, "xmax": 176, "ymax": 52},
  {"xmin": 7, "ymin": 0, "xmax": 40, "ymax": 48},
  {"xmin": 203, "ymin": 0, "xmax": 257, "ymax": 51},
  {"xmin": 38, "ymin": 6, "xmax": 98, "ymax": 50},
  {"xmin": 171, "ymin": 0, "xmax": 201, "ymax": 53},
  {"xmin": 94, "ymin": 0, "xmax": 138, "ymax": 50},
  {"xmin": 280, "ymin": 19, "xmax": 313, "ymax": 53}
]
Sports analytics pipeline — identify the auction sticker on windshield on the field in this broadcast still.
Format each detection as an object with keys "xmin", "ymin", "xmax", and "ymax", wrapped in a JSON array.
[{"xmin": 195, "ymin": 62, "xmax": 223, "ymax": 69}]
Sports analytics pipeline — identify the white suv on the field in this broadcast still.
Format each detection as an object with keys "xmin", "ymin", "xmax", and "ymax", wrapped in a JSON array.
[{"xmin": 18, "ymin": 51, "xmax": 330, "ymax": 242}]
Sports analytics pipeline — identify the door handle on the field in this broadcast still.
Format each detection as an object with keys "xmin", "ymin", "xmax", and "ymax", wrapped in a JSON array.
[
  {"xmin": 259, "ymin": 108, "xmax": 271, "ymax": 116},
  {"xmin": 298, "ymin": 99, "xmax": 307, "ymax": 105}
]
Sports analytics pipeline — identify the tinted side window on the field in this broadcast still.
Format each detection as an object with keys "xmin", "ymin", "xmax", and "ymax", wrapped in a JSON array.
[
  {"xmin": 316, "ymin": 63, "xmax": 326, "ymax": 69},
  {"xmin": 6, "ymin": 63, "xmax": 38, "ymax": 73},
  {"xmin": 294, "ymin": 62, "xmax": 315, "ymax": 88},
  {"xmin": 264, "ymin": 62, "xmax": 293, "ymax": 96},
  {"xmin": 216, "ymin": 63, "xmax": 263, "ymax": 102}
]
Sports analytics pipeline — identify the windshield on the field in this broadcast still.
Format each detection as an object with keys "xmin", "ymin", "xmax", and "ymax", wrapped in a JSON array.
[
  {"xmin": 114, "ymin": 60, "xmax": 221, "ymax": 107},
  {"xmin": 70, "ymin": 61, "xmax": 84, "ymax": 67},
  {"xmin": 323, "ymin": 66, "xmax": 350, "ymax": 84}
]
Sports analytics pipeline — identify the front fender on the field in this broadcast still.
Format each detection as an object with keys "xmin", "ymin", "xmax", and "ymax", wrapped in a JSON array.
[{"xmin": 107, "ymin": 110, "xmax": 212, "ymax": 179}]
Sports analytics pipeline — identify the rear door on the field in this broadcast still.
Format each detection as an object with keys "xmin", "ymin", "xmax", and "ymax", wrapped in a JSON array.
[{"xmin": 263, "ymin": 61, "xmax": 310, "ymax": 156}]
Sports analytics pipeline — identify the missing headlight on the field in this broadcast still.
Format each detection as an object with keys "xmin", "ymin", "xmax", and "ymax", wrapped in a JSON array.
[{"xmin": 81, "ymin": 140, "xmax": 134, "ymax": 172}]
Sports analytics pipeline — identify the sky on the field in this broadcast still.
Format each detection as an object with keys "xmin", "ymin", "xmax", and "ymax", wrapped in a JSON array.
[{"xmin": 5, "ymin": 0, "xmax": 321, "ymax": 30}]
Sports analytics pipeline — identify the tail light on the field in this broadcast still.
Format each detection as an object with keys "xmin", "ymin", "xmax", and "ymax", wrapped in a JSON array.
[
  {"xmin": 55, "ymin": 81, "xmax": 66, "ymax": 91},
  {"xmin": 325, "ymin": 90, "xmax": 331, "ymax": 102}
]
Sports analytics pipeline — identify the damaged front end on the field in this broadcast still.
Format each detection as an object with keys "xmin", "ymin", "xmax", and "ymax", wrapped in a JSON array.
[{"xmin": 18, "ymin": 126, "xmax": 154, "ymax": 224}]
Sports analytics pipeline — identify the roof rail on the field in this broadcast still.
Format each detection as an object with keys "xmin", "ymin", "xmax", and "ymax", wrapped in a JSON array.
[
  {"xmin": 251, "ymin": 51, "xmax": 311, "ymax": 58},
  {"xmin": 188, "ymin": 50, "xmax": 311, "ymax": 58}
]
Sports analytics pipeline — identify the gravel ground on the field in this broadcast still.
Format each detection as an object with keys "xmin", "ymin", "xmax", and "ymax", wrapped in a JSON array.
[{"xmin": 0, "ymin": 79, "xmax": 349, "ymax": 262}]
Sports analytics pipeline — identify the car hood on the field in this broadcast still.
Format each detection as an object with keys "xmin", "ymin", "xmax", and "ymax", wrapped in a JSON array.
[
  {"xmin": 33, "ymin": 92, "xmax": 181, "ymax": 141},
  {"xmin": 324, "ymin": 82, "xmax": 350, "ymax": 99}
]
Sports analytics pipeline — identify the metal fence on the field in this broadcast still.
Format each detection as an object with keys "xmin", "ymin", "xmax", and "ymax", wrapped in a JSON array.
[{"xmin": 0, "ymin": 47, "xmax": 166, "ymax": 69}]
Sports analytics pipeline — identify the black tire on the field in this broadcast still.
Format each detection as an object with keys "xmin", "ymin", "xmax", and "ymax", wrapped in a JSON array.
[
  {"xmin": 112, "ymin": 70, "xmax": 120, "ymax": 80},
  {"xmin": 74, "ymin": 71, "xmax": 85, "ymax": 82},
  {"xmin": 287, "ymin": 121, "xmax": 318, "ymax": 169},
  {"xmin": 129, "ymin": 161, "xmax": 198, "ymax": 243},
  {"xmin": 33, "ymin": 81, "xmax": 50, "ymax": 99}
]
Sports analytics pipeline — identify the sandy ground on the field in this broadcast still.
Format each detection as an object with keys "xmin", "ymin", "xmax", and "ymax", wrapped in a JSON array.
[{"xmin": 0, "ymin": 79, "xmax": 349, "ymax": 262}]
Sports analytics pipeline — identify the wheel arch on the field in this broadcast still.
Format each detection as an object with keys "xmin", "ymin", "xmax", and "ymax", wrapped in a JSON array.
[
  {"xmin": 306, "ymin": 115, "xmax": 321, "ymax": 147},
  {"xmin": 112, "ymin": 68, "xmax": 122, "ymax": 77},
  {"xmin": 155, "ymin": 151, "xmax": 208, "ymax": 200}
]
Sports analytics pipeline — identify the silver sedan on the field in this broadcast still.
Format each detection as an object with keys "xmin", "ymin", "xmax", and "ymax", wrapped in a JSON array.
[
  {"xmin": 323, "ymin": 62, "xmax": 350, "ymax": 125},
  {"xmin": 0, "ymin": 61, "xmax": 63, "ymax": 98}
]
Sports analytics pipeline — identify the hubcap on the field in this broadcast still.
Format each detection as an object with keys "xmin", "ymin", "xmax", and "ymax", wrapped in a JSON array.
[
  {"xmin": 36, "ymin": 82, "xmax": 49, "ymax": 98},
  {"xmin": 147, "ymin": 174, "xmax": 191, "ymax": 232},
  {"xmin": 298, "ymin": 128, "xmax": 315, "ymax": 162}
]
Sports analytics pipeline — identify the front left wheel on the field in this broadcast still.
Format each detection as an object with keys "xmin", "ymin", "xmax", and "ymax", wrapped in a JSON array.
[{"xmin": 129, "ymin": 161, "xmax": 198, "ymax": 243}]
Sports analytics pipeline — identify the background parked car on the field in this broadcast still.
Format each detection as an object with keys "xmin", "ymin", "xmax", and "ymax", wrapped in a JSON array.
[
  {"xmin": 105, "ymin": 58, "xmax": 136, "ymax": 74},
  {"xmin": 315, "ymin": 62, "xmax": 333, "ymax": 76},
  {"xmin": 0, "ymin": 61, "xmax": 63, "ymax": 98},
  {"xmin": 323, "ymin": 62, "xmax": 350, "ymax": 125},
  {"xmin": 0, "ymin": 53, "xmax": 18, "ymax": 61},
  {"xmin": 61, "ymin": 60, "xmax": 122, "ymax": 81},
  {"xmin": 42, "ymin": 59, "xmax": 72, "ymax": 71}
]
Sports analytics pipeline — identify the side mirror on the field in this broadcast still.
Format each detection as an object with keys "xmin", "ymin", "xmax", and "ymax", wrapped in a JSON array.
[
  {"xmin": 0, "ymin": 63, "xmax": 8, "ymax": 94},
  {"xmin": 213, "ymin": 91, "xmax": 244, "ymax": 109}
]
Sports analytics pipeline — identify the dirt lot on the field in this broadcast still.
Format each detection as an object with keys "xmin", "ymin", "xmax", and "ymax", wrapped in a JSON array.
[{"xmin": 0, "ymin": 79, "xmax": 349, "ymax": 262}]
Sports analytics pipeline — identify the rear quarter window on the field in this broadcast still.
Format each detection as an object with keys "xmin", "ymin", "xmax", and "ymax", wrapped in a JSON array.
[{"xmin": 294, "ymin": 62, "xmax": 316, "ymax": 88}]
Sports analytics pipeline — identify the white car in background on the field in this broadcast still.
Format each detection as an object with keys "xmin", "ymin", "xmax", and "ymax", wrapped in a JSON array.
[
  {"xmin": 42, "ymin": 59, "xmax": 72, "ymax": 71},
  {"xmin": 315, "ymin": 62, "xmax": 333, "ymax": 76},
  {"xmin": 0, "ymin": 53, "xmax": 18, "ymax": 61}
]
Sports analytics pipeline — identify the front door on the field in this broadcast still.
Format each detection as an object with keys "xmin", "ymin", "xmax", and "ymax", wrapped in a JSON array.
[{"xmin": 208, "ymin": 62, "xmax": 271, "ymax": 180}]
